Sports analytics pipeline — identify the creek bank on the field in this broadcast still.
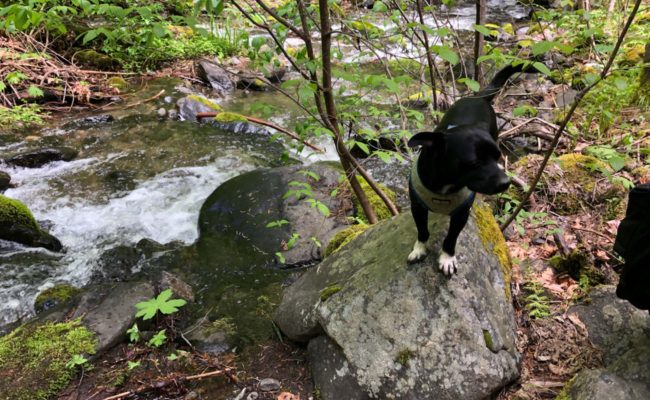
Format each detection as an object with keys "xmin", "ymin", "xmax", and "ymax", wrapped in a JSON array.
[
  {"xmin": 559, "ymin": 286, "xmax": 650, "ymax": 399},
  {"xmin": 275, "ymin": 205, "xmax": 519, "ymax": 399}
]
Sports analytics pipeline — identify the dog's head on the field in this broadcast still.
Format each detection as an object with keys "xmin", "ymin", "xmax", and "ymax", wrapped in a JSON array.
[{"xmin": 408, "ymin": 128, "xmax": 510, "ymax": 195}]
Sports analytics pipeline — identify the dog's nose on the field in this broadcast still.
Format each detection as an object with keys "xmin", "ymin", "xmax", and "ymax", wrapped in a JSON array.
[{"xmin": 496, "ymin": 176, "xmax": 511, "ymax": 193}]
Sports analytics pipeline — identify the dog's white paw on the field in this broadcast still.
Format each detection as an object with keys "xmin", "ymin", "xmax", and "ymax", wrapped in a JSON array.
[
  {"xmin": 408, "ymin": 241, "xmax": 428, "ymax": 263},
  {"xmin": 438, "ymin": 251, "xmax": 458, "ymax": 276}
]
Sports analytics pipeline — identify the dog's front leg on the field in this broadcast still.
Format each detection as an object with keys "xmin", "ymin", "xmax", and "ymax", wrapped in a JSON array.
[
  {"xmin": 439, "ymin": 201, "xmax": 473, "ymax": 275},
  {"xmin": 408, "ymin": 199, "xmax": 430, "ymax": 263}
]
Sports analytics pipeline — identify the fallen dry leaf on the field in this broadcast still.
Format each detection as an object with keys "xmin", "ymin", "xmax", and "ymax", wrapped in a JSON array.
[{"xmin": 277, "ymin": 392, "xmax": 300, "ymax": 400}]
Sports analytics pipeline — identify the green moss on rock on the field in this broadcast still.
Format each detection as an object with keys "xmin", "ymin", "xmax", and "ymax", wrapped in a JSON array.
[
  {"xmin": 473, "ymin": 202, "xmax": 512, "ymax": 299},
  {"xmin": 319, "ymin": 284, "xmax": 342, "ymax": 301},
  {"xmin": 550, "ymin": 250, "xmax": 605, "ymax": 287},
  {"xmin": 395, "ymin": 349, "xmax": 415, "ymax": 366},
  {"xmin": 0, "ymin": 320, "xmax": 96, "ymax": 400},
  {"xmin": 324, "ymin": 224, "xmax": 369, "ymax": 257},
  {"xmin": 0, "ymin": 194, "xmax": 40, "ymax": 232},
  {"xmin": 214, "ymin": 112, "xmax": 247, "ymax": 123},
  {"xmin": 352, "ymin": 178, "xmax": 397, "ymax": 223},
  {"xmin": 482, "ymin": 329, "xmax": 494, "ymax": 350},
  {"xmin": 106, "ymin": 76, "xmax": 129, "ymax": 91},
  {"xmin": 188, "ymin": 95, "xmax": 223, "ymax": 111},
  {"xmin": 34, "ymin": 284, "xmax": 81, "ymax": 313}
]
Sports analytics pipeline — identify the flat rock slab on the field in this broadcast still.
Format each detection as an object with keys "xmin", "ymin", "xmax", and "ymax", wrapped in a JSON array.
[
  {"xmin": 74, "ymin": 281, "xmax": 155, "ymax": 354},
  {"xmin": 276, "ymin": 208, "xmax": 519, "ymax": 399}
]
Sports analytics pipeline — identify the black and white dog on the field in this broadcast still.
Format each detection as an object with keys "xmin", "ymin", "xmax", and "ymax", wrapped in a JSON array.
[{"xmin": 407, "ymin": 64, "xmax": 533, "ymax": 275}]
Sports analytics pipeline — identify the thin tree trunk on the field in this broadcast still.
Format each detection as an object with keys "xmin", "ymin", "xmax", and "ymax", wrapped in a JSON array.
[
  {"xmin": 474, "ymin": 0, "xmax": 486, "ymax": 86},
  {"xmin": 318, "ymin": 0, "xmax": 379, "ymax": 224}
]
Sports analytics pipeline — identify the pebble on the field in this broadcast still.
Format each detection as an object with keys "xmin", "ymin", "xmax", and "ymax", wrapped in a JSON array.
[
  {"xmin": 246, "ymin": 392, "xmax": 259, "ymax": 400},
  {"xmin": 157, "ymin": 108, "xmax": 167, "ymax": 117},
  {"xmin": 168, "ymin": 109, "xmax": 178, "ymax": 120},
  {"xmin": 164, "ymin": 96, "xmax": 174, "ymax": 103},
  {"xmin": 259, "ymin": 378, "xmax": 281, "ymax": 392}
]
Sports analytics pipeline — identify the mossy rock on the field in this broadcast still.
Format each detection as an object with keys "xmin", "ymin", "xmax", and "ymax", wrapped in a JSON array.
[
  {"xmin": 510, "ymin": 153, "xmax": 627, "ymax": 217},
  {"xmin": 619, "ymin": 43, "xmax": 646, "ymax": 66},
  {"xmin": 0, "ymin": 194, "xmax": 62, "ymax": 251},
  {"xmin": 0, "ymin": 320, "xmax": 96, "ymax": 400},
  {"xmin": 214, "ymin": 112, "xmax": 247, "ymax": 123},
  {"xmin": 34, "ymin": 284, "xmax": 82, "ymax": 314},
  {"xmin": 351, "ymin": 177, "xmax": 397, "ymax": 223},
  {"xmin": 106, "ymin": 76, "xmax": 129, "ymax": 91},
  {"xmin": 324, "ymin": 224, "xmax": 369, "ymax": 257},
  {"xmin": 74, "ymin": 49, "xmax": 118, "ymax": 70},
  {"xmin": 188, "ymin": 94, "xmax": 223, "ymax": 112},
  {"xmin": 0, "ymin": 194, "xmax": 39, "ymax": 232},
  {"xmin": 474, "ymin": 201, "xmax": 513, "ymax": 299}
]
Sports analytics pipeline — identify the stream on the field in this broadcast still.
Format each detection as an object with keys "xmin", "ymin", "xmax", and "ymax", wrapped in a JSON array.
[{"xmin": 0, "ymin": 2, "xmax": 531, "ymax": 330}]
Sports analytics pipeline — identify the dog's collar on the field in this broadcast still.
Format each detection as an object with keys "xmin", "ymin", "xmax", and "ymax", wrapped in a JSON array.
[{"xmin": 410, "ymin": 154, "xmax": 475, "ymax": 215}]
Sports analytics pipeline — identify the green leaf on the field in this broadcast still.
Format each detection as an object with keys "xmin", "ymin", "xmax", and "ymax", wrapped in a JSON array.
[
  {"xmin": 532, "ymin": 62, "xmax": 552, "ymax": 76},
  {"xmin": 354, "ymin": 141, "xmax": 370, "ymax": 155},
  {"xmin": 135, "ymin": 289, "xmax": 187, "ymax": 320},
  {"xmin": 531, "ymin": 40, "xmax": 554, "ymax": 56},
  {"xmin": 27, "ymin": 85, "xmax": 44, "ymax": 98},
  {"xmin": 148, "ymin": 329, "xmax": 167, "ymax": 347},
  {"xmin": 126, "ymin": 323, "xmax": 140, "ymax": 342},
  {"xmin": 458, "ymin": 78, "xmax": 480, "ymax": 92},
  {"xmin": 431, "ymin": 45, "xmax": 459, "ymax": 65},
  {"xmin": 472, "ymin": 24, "xmax": 492, "ymax": 36},
  {"xmin": 127, "ymin": 361, "xmax": 140, "ymax": 370},
  {"xmin": 82, "ymin": 29, "xmax": 100, "ymax": 44}
]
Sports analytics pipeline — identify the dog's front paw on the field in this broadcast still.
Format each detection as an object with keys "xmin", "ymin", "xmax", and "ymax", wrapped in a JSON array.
[
  {"xmin": 408, "ymin": 241, "xmax": 428, "ymax": 263},
  {"xmin": 438, "ymin": 251, "xmax": 457, "ymax": 276}
]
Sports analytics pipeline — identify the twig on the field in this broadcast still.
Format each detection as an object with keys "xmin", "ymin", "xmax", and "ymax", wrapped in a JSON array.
[
  {"xmin": 122, "ymin": 89, "xmax": 165, "ymax": 109},
  {"xmin": 101, "ymin": 367, "xmax": 235, "ymax": 400},
  {"xmin": 500, "ymin": 0, "xmax": 643, "ymax": 231},
  {"xmin": 196, "ymin": 112, "xmax": 324, "ymax": 153},
  {"xmin": 570, "ymin": 226, "xmax": 614, "ymax": 242}
]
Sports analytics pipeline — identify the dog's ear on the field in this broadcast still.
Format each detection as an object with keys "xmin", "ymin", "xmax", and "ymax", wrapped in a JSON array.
[{"xmin": 408, "ymin": 131, "xmax": 445, "ymax": 148}]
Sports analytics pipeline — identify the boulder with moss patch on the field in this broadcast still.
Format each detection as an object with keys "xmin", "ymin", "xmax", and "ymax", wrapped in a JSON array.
[
  {"xmin": 196, "ymin": 60, "xmax": 236, "ymax": 93},
  {"xmin": 324, "ymin": 224, "xmax": 369, "ymax": 257},
  {"xmin": 511, "ymin": 153, "xmax": 627, "ymax": 218},
  {"xmin": 0, "ymin": 320, "xmax": 96, "ymax": 400},
  {"xmin": 0, "ymin": 194, "xmax": 62, "ymax": 251},
  {"xmin": 352, "ymin": 177, "xmax": 397, "ymax": 223},
  {"xmin": 275, "ymin": 202, "xmax": 518, "ymax": 399},
  {"xmin": 34, "ymin": 284, "xmax": 81, "ymax": 314}
]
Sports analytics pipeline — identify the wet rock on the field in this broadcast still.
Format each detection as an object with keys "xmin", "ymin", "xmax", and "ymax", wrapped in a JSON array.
[
  {"xmin": 158, "ymin": 271, "xmax": 194, "ymax": 302},
  {"xmin": 6, "ymin": 146, "xmax": 78, "ymax": 168},
  {"xmin": 275, "ymin": 207, "xmax": 519, "ymax": 399},
  {"xmin": 106, "ymin": 76, "xmax": 129, "ymax": 91},
  {"xmin": 93, "ymin": 244, "xmax": 143, "ymax": 282},
  {"xmin": 0, "ymin": 171, "xmax": 11, "ymax": 191},
  {"xmin": 0, "ymin": 194, "xmax": 63, "ymax": 252},
  {"xmin": 259, "ymin": 378, "xmax": 281, "ymax": 392},
  {"xmin": 64, "ymin": 114, "xmax": 114, "ymax": 129},
  {"xmin": 34, "ymin": 283, "xmax": 81, "ymax": 314},
  {"xmin": 207, "ymin": 118, "xmax": 270, "ymax": 136},
  {"xmin": 263, "ymin": 65, "xmax": 287, "ymax": 83},
  {"xmin": 198, "ymin": 163, "xmax": 350, "ymax": 267},
  {"xmin": 237, "ymin": 74, "xmax": 268, "ymax": 91},
  {"xmin": 74, "ymin": 281, "xmax": 155, "ymax": 354},
  {"xmin": 75, "ymin": 49, "xmax": 119, "ymax": 70},
  {"xmin": 184, "ymin": 317, "xmax": 233, "ymax": 354},
  {"xmin": 168, "ymin": 109, "xmax": 178, "ymax": 120},
  {"xmin": 177, "ymin": 94, "xmax": 223, "ymax": 122},
  {"xmin": 196, "ymin": 60, "xmax": 236, "ymax": 93}
]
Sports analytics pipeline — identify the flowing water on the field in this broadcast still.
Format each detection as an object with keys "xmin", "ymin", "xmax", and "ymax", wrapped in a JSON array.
[{"xmin": 0, "ymin": 2, "xmax": 531, "ymax": 329}]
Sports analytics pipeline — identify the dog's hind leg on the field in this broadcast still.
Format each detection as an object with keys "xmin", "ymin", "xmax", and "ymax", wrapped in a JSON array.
[
  {"xmin": 439, "ymin": 200, "xmax": 474, "ymax": 275},
  {"xmin": 408, "ymin": 199, "xmax": 430, "ymax": 263}
]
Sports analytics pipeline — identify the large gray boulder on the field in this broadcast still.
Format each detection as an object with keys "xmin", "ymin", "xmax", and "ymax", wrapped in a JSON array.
[
  {"xmin": 195, "ymin": 60, "xmax": 236, "ymax": 93},
  {"xmin": 198, "ymin": 163, "xmax": 350, "ymax": 267},
  {"xmin": 275, "ymin": 205, "xmax": 519, "ymax": 399},
  {"xmin": 562, "ymin": 286, "xmax": 650, "ymax": 400}
]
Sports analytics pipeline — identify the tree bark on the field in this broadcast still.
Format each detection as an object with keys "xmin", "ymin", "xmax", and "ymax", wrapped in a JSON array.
[{"xmin": 474, "ymin": 0, "xmax": 486, "ymax": 86}]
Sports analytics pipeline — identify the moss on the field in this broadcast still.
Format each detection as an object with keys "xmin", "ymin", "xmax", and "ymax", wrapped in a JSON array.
[
  {"xmin": 324, "ymin": 224, "xmax": 369, "ymax": 257},
  {"xmin": 482, "ymin": 329, "xmax": 494, "ymax": 349},
  {"xmin": 0, "ymin": 320, "xmax": 96, "ymax": 400},
  {"xmin": 0, "ymin": 194, "xmax": 40, "ymax": 232},
  {"xmin": 34, "ymin": 284, "xmax": 81, "ymax": 313},
  {"xmin": 395, "ymin": 349, "xmax": 415, "ymax": 366},
  {"xmin": 619, "ymin": 43, "xmax": 645, "ymax": 66},
  {"xmin": 550, "ymin": 250, "xmax": 605, "ymax": 287},
  {"xmin": 75, "ymin": 49, "xmax": 118, "ymax": 69},
  {"xmin": 555, "ymin": 375, "xmax": 577, "ymax": 400},
  {"xmin": 188, "ymin": 94, "xmax": 223, "ymax": 111},
  {"xmin": 209, "ymin": 317, "xmax": 237, "ymax": 336},
  {"xmin": 106, "ymin": 76, "xmax": 129, "ymax": 91},
  {"xmin": 214, "ymin": 112, "xmax": 247, "ymax": 123},
  {"xmin": 319, "ymin": 284, "xmax": 342, "ymax": 301},
  {"xmin": 473, "ymin": 202, "xmax": 512, "ymax": 299},
  {"xmin": 352, "ymin": 177, "xmax": 397, "ymax": 224}
]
